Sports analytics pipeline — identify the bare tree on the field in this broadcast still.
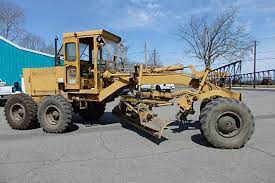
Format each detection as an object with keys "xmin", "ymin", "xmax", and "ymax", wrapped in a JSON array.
[
  {"xmin": 119, "ymin": 42, "xmax": 146, "ymax": 72},
  {"xmin": 0, "ymin": 1, "xmax": 54, "ymax": 54},
  {"xmin": 123, "ymin": 60, "xmax": 143, "ymax": 72},
  {"xmin": 177, "ymin": 7, "xmax": 252, "ymax": 68},
  {"xmin": 41, "ymin": 44, "xmax": 55, "ymax": 55},
  {"xmin": 19, "ymin": 33, "xmax": 55, "ymax": 54},
  {"xmin": 19, "ymin": 33, "xmax": 45, "ymax": 51},
  {"xmin": 148, "ymin": 49, "xmax": 162, "ymax": 67},
  {"xmin": 0, "ymin": 1, "xmax": 25, "ymax": 41},
  {"xmin": 119, "ymin": 41, "xmax": 130, "ymax": 71}
]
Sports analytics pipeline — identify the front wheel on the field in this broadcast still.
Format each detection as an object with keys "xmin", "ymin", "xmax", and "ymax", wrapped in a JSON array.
[{"xmin": 200, "ymin": 98, "xmax": 255, "ymax": 149}]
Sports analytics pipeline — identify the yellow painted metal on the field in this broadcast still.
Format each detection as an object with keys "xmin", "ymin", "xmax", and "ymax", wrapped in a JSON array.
[
  {"xmin": 140, "ymin": 73, "xmax": 194, "ymax": 86},
  {"xmin": 23, "ymin": 29, "xmax": 122, "ymax": 98},
  {"xmin": 189, "ymin": 65, "xmax": 206, "ymax": 78},
  {"xmin": 22, "ymin": 29, "xmax": 242, "ymax": 120},
  {"xmin": 197, "ymin": 69, "xmax": 210, "ymax": 93},
  {"xmin": 63, "ymin": 29, "xmax": 121, "ymax": 43},
  {"xmin": 98, "ymin": 78, "xmax": 130, "ymax": 102},
  {"xmin": 62, "ymin": 29, "xmax": 121, "ymax": 93},
  {"xmin": 144, "ymin": 65, "xmax": 184, "ymax": 73},
  {"xmin": 64, "ymin": 36, "xmax": 80, "ymax": 90},
  {"xmin": 19, "ymin": 28, "xmax": 249, "ymax": 140},
  {"xmin": 92, "ymin": 36, "xmax": 100, "ymax": 93},
  {"xmin": 177, "ymin": 96, "xmax": 192, "ymax": 111},
  {"xmin": 112, "ymin": 110, "xmax": 161, "ymax": 138},
  {"xmin": 197, "ymin": 88, "xmax": 242, "ymax": 101},
  {"xmin": 23, "ymin": 66, "xmax": 65, "ymax": 96}
]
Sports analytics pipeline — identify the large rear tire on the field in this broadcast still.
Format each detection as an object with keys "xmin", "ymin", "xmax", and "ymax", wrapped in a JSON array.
[
  {"xmin": 80, "ymin": 102, "xmax": 106, "ymax": 122},
  {"xmin": 200, "ymin": 98, "xmax": 254, "ymax": 149},
  {"xmin": 4, "ymin": 94, "xmax": 38, "ymax": 130},
  {"xmin": 38, "ymin": 95, "xmax": 73, "ymax": 133}
]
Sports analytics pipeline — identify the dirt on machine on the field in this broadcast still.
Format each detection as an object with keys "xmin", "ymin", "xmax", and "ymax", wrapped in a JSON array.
[{"xmin": 4, "ymin": 29, "xmax": 255, "ymax": 149}]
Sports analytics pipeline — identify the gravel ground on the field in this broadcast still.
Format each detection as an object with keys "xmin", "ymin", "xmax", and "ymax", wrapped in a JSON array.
[{"xmin": 0, "ymin": 90, "xmax": 274, "ymax": 183}]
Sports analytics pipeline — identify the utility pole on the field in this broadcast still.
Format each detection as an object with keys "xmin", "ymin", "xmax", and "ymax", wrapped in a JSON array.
[
  {"xmin": 253, "ymin": 40, "xmax": 257, "ymax": 88},
  {"xmin": 144, "ymin": 43, "xmax": 147, "ymax": 69},
  {"xmin": 152, "ymin": 49, "xmax": 157, "ymax": 66}
]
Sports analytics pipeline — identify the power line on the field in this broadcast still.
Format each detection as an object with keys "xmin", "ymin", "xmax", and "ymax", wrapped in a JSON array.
[
  {"xmin": 127, "ymin": 51, "xmax": 145, "ymax": 55},
  {"xmin": 257, "ymin": 50, "xmax": 275, "ymax": 54},
  {"xmin": 127, "ymin": 50, "xmax": 154, "ymax": 55},
  {"xmin": 256, "ymin": 36, "xmax": 275, "ymax": 40},
  {"xmin": 195, "ymin": 58, "xmax": 275, "ymax": 68},
  {"xmin": 257, "ymin": 57, "xmax": 275, "ymax": 60},
  {"xmin": 242, "ymin": 58, "xmax": 275, "ymax": 61}
]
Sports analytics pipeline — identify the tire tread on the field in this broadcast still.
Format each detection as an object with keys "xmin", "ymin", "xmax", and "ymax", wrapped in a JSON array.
[
  {"xmin": 38, "ymin": 95, "xmax": 73, "ymax": 133},
  {"xmin": 200, "ymin": 97, "xmax": 254, "ymax": 149},
  {"xmin": 4, "ymin": 94, "xmax": 37, "ymax": 130}
]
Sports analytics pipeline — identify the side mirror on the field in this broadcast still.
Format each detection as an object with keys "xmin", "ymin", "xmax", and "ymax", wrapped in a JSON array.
[
  {"xmin": 55, "ymin": 55, "xmax": 61, "ymax": 66},
  {"xmin": 96, "ymin": 35, "xmax": 105, "ymax": 47},
  {"xmin": 113, "ymin": 55, "xmax": 117, "ymax": 62}
]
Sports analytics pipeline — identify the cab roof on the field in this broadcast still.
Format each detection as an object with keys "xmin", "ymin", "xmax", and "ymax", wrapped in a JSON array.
[{"xmin": 63, "ymin": 29, "xmax": 121, "ymax": 43}]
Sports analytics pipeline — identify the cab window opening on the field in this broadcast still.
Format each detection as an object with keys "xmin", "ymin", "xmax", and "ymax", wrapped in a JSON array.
[{"xmin": 65, "ymin": 43, "xmax": 76, "ymax": 61}]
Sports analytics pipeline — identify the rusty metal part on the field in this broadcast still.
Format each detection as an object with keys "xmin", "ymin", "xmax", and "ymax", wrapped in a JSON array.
[
  {"xmin": 112, "ymin": 99, "xmax": 174, "ymax": 138},
  {"xmin": 144, "ymin": 65, "xmax": 184, "ymax": 73},
  {"xmin": 113, "ymin": 106, "xmax": 173, "ymax": 138}
]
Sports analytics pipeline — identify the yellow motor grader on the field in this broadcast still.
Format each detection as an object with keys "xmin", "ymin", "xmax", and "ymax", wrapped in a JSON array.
[{"xmin": 4, "ymin": 29, "xmax": 254, "ymax": 149}]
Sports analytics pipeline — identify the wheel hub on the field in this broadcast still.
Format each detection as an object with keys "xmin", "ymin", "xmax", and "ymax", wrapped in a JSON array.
[
  {"xmin": 18, "ymin": 108, "xmax": 24, "ymax": 115},
  {"xmin": 218, "ymin": 116, "xmax": 237, "ymax": 134},
  {"xmin": 52, "ymin": 111, "xmax": 59, "ymax": 119},
  {"xmin": 45, "ymin": 105, "xmax": 60, "ymax": 125},
  {"xmin": 216, "ymin": 112, "xmax": 242, "ymax": 138},
  {"xmin": 10, "ymin": 103, "xmax": 25, "ymax": 122}
]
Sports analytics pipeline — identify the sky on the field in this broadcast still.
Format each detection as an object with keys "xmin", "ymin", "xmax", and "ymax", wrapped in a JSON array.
[{"xmin": 10, "ymin": 0, "xmax": 275, "ymax": 73}]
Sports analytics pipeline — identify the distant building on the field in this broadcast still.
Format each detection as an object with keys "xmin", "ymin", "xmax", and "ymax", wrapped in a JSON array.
[{"xmin": 0, "ymin": 36, "xmax": 55, "ymax": 88}]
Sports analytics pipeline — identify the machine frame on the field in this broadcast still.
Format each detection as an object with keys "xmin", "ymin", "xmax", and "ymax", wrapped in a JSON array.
[{"xmin": 4, "ymin": 29, "xmax": 254, "ymax": 149}]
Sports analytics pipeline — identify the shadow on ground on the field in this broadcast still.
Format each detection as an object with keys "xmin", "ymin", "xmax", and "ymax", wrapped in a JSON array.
[
  {"xmin": 75, "ymin": 112, "xmax": 168, "ymax": 144},
  {"xmin": 168, "ymin": 120, "xmax": 212, "ymax": 147},
  {"xmin": 0, "ymin": 100, "xmax": 6, "ymax": 107},
  {"xmin": 168, "ymin": 120, "xmax": 200, "ymax": 133},
  {"xmin": 74, "ymin": 112, "xmax": 203, "ymax": 145},
  {"xmin": 120, "ymin": 121, "xmax": 167, "ymax": 145},
  {"xmin": 0, "ymin": 108, "xmax": 211, "ymax": 146},
  {"xmin": 191, "ymin": 134, "xmax": 212, "ymax": 147}
]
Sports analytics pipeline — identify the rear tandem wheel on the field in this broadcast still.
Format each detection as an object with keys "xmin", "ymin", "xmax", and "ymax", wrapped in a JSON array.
[{"xmin": 4, "ymin": 94, "xmax": 38, "ymax": 130}]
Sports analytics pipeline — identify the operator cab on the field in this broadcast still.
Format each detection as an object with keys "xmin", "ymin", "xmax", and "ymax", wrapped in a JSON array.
[{"xmin": 61, "ymin": 30, "xmax": 121, "ymax": 92}]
